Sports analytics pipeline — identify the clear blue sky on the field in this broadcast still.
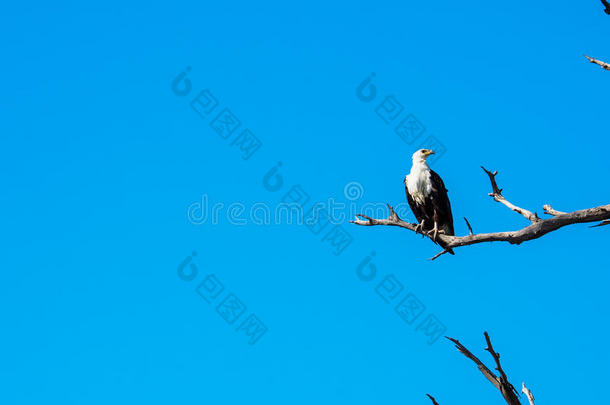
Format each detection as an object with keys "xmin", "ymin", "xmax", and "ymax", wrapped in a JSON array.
[{"xmin": 1, "ymin": 1, "xmax": 609, "ymax": 404}]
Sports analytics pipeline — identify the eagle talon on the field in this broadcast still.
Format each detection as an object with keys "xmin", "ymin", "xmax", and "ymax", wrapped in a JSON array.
[
  {"xmin": 427, "ymin": 222, "xmax": 439, "ymax": 242},
  {"xmin": 414, "ymin": 219, "xmax": 426, "ymax": 235}
]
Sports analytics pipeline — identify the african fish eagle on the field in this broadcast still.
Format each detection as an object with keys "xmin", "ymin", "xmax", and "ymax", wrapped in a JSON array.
[{"xmin": 405, "ymin": 149, "xmax": 455, "ymax": 254}]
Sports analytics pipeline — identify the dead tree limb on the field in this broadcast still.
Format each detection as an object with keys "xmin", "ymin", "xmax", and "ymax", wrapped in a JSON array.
[
  {"xmin": 584, "ymin": 54, "xmax": 610, "ymax": 71},
  {"xmin": 446, "ymin": 332, "xmax": 521, "ymax": 405},
  {"xmin": 521, "ymin": 382, "xmax": 535, "ymax": 405},
  {"xmin": 351, "ymin": 168, "xmax": 610, "ymax": 260},
  {"xmin": 481, "ymin": 167, "xmax": 539, "ymax": 222},
  {"xmin": 426, "ymin": 393, "xmax": 440, "ymax": 405}
]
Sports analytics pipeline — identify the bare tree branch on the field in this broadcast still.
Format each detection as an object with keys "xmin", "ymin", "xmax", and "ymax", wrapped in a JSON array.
[
  {"xmin": 429, "ymin": 249, "xmax": 450, "ymax": 261},
  {"xmin": 584, "ymin": 54, "xmax": 610, "ymax": 70},
  {"xmin": 352, "ymin": 204, "xmax": 416, "ymax": 231},
  {"xmin": 350, "ymin": 168, "xmax": 610, "ymax": 259},
  {"xmin": 446, "ymin": 333, "xmax": 521, "ymax": 405},
  {"xmin": 481, "ymin": 167, "xmax": 539, "ymax": 222},
  {"xmin": 483, "ymin": 332, "xmax": 520, "ymax": 404},
  {"xmin": 445, "ymin": 336, "xmax": 501, "ymax": 391},
  {"xmin": 426, "ymin": 394, "xmax": 440, "ymax": 405},
  {"xmin": 521, "ymin": 382, "xmax": 535, "ymax": 405}
]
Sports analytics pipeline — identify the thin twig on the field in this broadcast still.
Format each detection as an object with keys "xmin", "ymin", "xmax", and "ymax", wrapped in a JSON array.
[
  {"xmin": 584, "ymin": 54, "xmax": 610, "ymax": 70},
  {"xmin": 429, "ymin": 250, "xmax": 450, "ymax": 261},
  {"xmin": 426, "ymin": 394, "xmax": 440, "ymax": 405},
  {"xmin": 445, "ymin": 336, "xmax": 501, "ymax": 391},
  {"xmin": 543, "ymin": 204, "xmax": 566, "ymax": 216},
  {"xmin": 484, "ymin": 332, "xmax": 515, "ymax": 394},
  {"xmin": 481, "ymin": 167, "xmax": 539, "ymax": 222},
  {"xmin": 464, "ymin": 217, "xmax": 474, "ymax": 235},
  {"xmin": 590, "ymin": 219, "xmax": 610, "ymax": 228},
  {"xmin": 522, "ymin": 382, "xmax": 535, "ymax": 405}
]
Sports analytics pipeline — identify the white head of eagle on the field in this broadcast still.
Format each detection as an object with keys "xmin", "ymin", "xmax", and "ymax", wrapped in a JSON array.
[{"xmin": 404, "ymin": 149, "xmax": 455, "ymax": 242}]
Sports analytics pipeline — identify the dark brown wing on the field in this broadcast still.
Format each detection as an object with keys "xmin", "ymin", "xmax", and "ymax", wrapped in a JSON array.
[{"xmin": 430, "ymin": 170, "xmax": 454, "ymax": 236}]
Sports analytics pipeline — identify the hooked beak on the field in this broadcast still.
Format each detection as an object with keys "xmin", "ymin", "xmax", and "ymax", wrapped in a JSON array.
[{"xmin": 424, "ymin": 150, "xmax": 435, "ymax": 156}]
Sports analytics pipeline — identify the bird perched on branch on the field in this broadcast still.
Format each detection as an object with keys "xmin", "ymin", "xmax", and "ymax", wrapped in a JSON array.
[
  {"xmin": 602, "ymin": 0, "xmax": 610, "ymax": 15},
  {"xmin": 584, "ymin": 54, "xmax": 610, "ymax": 70},
  {"xmin": 405, "ymin": 149, "xmax": 455, "ymax": 254}
]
